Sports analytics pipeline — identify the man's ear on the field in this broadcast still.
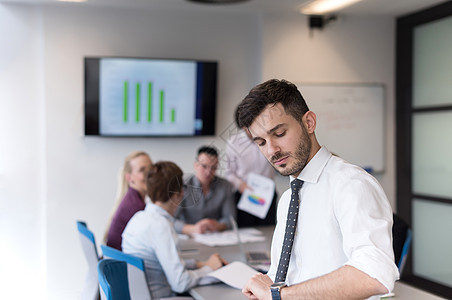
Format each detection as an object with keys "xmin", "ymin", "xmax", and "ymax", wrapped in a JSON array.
[{"xmin": 303, "ymin": 111, "xmax": 317, "ymax": 134}]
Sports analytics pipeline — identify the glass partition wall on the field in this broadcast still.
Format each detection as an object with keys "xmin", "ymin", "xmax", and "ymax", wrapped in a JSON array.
[{"xmin": 396, "ymin": 2, "xmax": 452, "ymax": 298}]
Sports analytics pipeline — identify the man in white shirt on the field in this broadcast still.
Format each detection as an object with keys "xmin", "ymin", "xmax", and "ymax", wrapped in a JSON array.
[
  {"xmin": 225, "ymin": 126, "xmax": 277, "ymax": 227},
  {"xmin": 236, "ymin": 79, "xmax": 399, "ymax": 300}
]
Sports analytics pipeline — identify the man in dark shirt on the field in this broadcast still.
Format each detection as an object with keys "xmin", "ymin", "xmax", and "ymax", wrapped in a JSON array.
[{"xmin": 174, "ymin": 146, "xmax": 236, "ymax": 235}]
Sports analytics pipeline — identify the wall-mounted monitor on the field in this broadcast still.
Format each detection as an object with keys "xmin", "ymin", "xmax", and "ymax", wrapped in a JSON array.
[{"xmin": 84, "ymin": 57, "xmax": 217, "ymax": 136}]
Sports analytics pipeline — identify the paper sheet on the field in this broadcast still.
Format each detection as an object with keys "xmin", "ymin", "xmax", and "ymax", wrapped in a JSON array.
[
  {"xmin": 193, "ymin": 228, "xmax": 265, "ymax": 247},
  {"xmin": 238, "ymin": 172, "xmax": 275, "ymax": 219},
  {"xmin": 198, "ymin": 261, "xmax": 259, "ymax": 289}
]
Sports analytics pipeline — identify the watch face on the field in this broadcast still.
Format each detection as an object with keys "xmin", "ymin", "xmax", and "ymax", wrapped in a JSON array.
[
  {"xmin": 271, "ymin": 282, "xmax": 287, "ymax": 289},
  {"xmin": 271, "ymin": 282, "xmax": 286, "ymax": 300}
]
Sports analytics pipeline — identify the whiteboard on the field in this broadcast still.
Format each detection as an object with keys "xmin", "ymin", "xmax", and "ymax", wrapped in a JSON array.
[{"xmin": 295, "ymin": 83, "xmax": 385, "ymax": 173}]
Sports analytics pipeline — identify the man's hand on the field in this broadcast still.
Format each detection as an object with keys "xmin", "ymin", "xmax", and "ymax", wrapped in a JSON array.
[
  {"xmin": 196, "ymin": 219, "xmax": 217, "ymax": 233},
  {"xmin": 242, "ymin": 273, "xmax": 273, "ymax": 300},
  {"xmin": 239, "ymin": 181, "xmax": 252, "ymax": 194},
  {"xmin": 182, "ymin": 218, "xmax": 227, "ymax": 234},
  {"xmin": 195, "ymin": 218, "xmax": 227, "ymax": 233}
]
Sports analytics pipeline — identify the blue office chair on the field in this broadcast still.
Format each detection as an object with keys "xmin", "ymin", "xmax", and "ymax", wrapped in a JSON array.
[
  {"xmin": 77, "ymin": 220, "xmax": 101, "ymax": 300},
  {"xmin": 397, "ymin": 228, "xmax": 412, "ymax": 273},
  {"xmin": 392, "ymin": 214, "xmax": 412, "ymax": 274},
  {"xmin": 379, "ymin": 215, "xmax": 413, "ymax": 298},
  {"xmin": 98, "ymin": 259, "xmax": 131, "ymax": 300},
  {"xmin": 101, "ymin": 245, "xmax": 152, "ymax": 300},
  {"xmin": 101, "ymin": 245, "xmax": 193, "ymax": 300}
]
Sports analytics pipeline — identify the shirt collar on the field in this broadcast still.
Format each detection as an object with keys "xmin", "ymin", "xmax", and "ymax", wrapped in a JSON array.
[
  {"xmin": 191, "ymin": 175, "xmax": 201, "ymax": 187},
  {"xmin": 145, "ymin": 202, "xmax": 175, "ymax": 222},
  {"xmin": 191, "ymin": 174, "xmax": 218, "ymax": 187},
  {"xmin": 290, "ymin": 146, "xmax": 332, "ymax": 184}
]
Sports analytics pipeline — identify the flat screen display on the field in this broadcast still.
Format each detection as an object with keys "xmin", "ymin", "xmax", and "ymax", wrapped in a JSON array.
[{"xmin": 84, "ymin": 57, "xmax": 217, "ymax": 136}]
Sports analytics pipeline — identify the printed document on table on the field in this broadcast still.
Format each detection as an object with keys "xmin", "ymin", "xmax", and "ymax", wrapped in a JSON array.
[
  {"xmin": 198, "ymin": 261, "xmax": 258, "ymax": 289},
  {"xmin": 193, "ymin": 228, "xmax": 265, "ymax": 247},
  {"xmin": 238, "ymin": 172, "xmax": 275, "ymax": 219}
]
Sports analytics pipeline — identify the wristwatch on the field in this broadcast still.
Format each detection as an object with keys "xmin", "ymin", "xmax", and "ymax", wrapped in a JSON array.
[{"xmin": 270, "ymin": 282, "xmax": 287, "ymax": 300}]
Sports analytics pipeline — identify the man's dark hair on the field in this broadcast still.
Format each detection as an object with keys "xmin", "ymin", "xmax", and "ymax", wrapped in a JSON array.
[
  {"xmin": 236, "ymin": 79, "xmax": 310, "ymax": 129},
  {"xmin": 234, "ymin": 105, "xmax": 241, "ymax": 128},
  {"xmin": 197, "ymin": 145, "xmax": 219, "ymax": 157}
]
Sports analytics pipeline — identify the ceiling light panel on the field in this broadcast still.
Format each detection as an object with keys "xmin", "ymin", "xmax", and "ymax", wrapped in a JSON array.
[{"xmin": 300, "ymin": 0, "xmax": 362, "ymax": 15}]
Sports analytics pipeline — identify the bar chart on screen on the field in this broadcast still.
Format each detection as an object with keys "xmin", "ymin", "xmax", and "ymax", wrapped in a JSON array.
[
  {"xmin": 99, "ymin": 58, "xmax": 197, "ymax": 136},
  {"xmin": 121, "ymin": 81, "xmax": 176, "ymax": 124}
]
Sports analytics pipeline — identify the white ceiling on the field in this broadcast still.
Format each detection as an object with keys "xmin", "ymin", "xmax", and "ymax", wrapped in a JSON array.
[{"xmin": 0, "ymin": 0, "xmax": 448, "ymax": 17}]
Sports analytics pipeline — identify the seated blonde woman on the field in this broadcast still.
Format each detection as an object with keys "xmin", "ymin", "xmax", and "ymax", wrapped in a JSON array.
[
  {"xmin": 122, "ymin": 161, "xmax": 226, "ymax": 299},
  {"xmin": 104, "ymin": 151, "xmax": 153, "ymax": 250}
]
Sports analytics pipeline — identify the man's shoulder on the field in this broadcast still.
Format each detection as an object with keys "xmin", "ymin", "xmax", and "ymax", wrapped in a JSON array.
[
  {"xmin": 183, "ymin": 174, "xmax": 200, "ymax": 188},
  {"xmin": 324, "ymin": 155, "xmax": 382, "ymax": 192},
  {"xmin": 227, "ymin": 130, "xmax": 248, "ymax": 143},
  {"xmin": 326, "ymin": 155, "xmax": 366, "ymax": 175}
]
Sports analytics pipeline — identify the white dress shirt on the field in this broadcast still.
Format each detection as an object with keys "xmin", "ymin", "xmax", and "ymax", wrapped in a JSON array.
[
  {"xmin": 122, "ymin": 202, "xmax": 212, "ymax": 299},
  {"xmin": 225, "ymin": 130, "xmax": 275, "ymax": 191},
  {"xmin": 267, "ymin": 147, "xmax": 399, "ymax": 298}
]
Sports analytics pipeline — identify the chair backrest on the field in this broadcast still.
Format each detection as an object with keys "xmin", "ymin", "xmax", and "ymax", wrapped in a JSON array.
[
  {"xmin": 398, "ymin": 228, "xmax": 412, "ymax": 273},
  {"xmin": 101, "ymin": 245, "xmax": 152, "ymax": 300},
  {"xmin": 98, "ymin": 259, "xmax": 131, "ymax": 300},
  {"xmin": 392, "ymin": 214, "xmax": 412, "ymax": 274},
  {"xmin": 77, "ymin": 220, "xmax": 100, "ymax": 300}
]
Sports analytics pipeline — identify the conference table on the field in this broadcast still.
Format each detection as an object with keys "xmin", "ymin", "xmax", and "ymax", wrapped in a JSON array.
[
  {"xmin": 180, "ymin": 225, "xmax": 274, "ymax": 300},
  {"xmin": 180, "ymin": 225, "xmax": 444, "ymax": 300}
]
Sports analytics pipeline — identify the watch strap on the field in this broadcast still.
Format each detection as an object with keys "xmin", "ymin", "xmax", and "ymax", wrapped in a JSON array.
[
  {"xmin": 271, "ymin": 288, "xmax": 281, "ymax": 300},
  {"xmin": 271, "ymin": 286, "xmax": 282, "ymax": 300}
]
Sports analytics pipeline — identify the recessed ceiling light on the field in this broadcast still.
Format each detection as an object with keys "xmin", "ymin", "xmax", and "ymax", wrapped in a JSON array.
[
  {"xmin": 186, "ymin": 0, "xmax": 250, "ymax": 4},
  {"xmin": 300, "ymin": 0, "xmax": 362, "ymax": 15}
]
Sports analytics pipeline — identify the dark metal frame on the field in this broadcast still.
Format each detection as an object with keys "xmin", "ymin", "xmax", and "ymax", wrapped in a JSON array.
[{"xmin": 396, "ymin": 1, "xmax": 452, "ymax": 298}]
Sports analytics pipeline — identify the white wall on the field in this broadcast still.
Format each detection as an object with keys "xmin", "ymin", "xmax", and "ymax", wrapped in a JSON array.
[
  {"xmin": 0, "ymin": 3, "xmax": 396, "ymax": 300},
  {"xmin": 261, "ymin": 13, "xmax": 396, "ymax": 206},
  {"xmin": 41, "ymin": 5, "xmax": 262, "ymax": 300},
  {"xmin": 0, "ymin": 4, "xmax": 46, "ymax": 299}
]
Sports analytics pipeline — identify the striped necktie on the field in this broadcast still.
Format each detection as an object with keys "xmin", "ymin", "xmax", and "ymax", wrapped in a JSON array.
[{"xmin": 275, "ymin": 178, "xmax": 304, "ymax": 283}]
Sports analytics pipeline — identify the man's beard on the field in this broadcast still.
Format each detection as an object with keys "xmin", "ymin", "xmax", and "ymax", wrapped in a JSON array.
[{"xmin": 271, "ymin": 128, "xmax": 311, "ymax": 176}]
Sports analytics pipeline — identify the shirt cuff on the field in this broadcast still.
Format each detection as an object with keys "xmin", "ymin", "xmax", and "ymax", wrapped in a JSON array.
[
  {"xmin": 198, "ymin": 265, "xmax": 213, "ymax": 275},
  {"xmin": 345, "ymin": 248, "xmax": 400, "ymax": 293},
  {"xmin": 174, "ymin": 219, "xmax": 185, "ymax": 233},
  {"xmin": 185, "ymin": 258, "xmax": 197, "ymax": 270}
]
